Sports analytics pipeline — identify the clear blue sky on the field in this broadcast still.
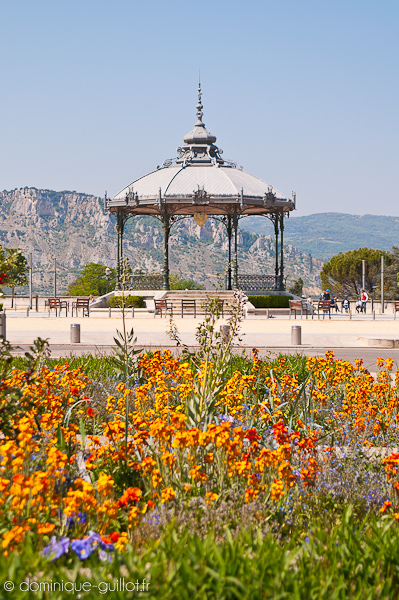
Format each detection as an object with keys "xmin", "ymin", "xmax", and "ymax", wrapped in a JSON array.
[{"xmin": 1, "ymin": 0, "xmax": 398, "ymax": 216}]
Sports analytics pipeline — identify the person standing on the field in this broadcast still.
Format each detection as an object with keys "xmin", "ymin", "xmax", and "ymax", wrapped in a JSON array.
[{"xmin": 360, "ymin": 289, "xmax": 368, "ymax": 313}]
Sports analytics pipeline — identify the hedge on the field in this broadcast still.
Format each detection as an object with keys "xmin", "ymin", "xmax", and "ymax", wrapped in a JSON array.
[
  {"xmin": 247, "ymin": 295, "xmax": 292, "ymax": 308},
  {"xmin": 110, "ymin": 295, "xmax": 145, "ymax": 308}
]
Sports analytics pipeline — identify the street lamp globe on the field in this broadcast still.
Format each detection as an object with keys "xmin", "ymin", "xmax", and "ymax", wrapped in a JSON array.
[{"xmin": 105, "ymin": 267, "xmax": 111, "ymax": 294}]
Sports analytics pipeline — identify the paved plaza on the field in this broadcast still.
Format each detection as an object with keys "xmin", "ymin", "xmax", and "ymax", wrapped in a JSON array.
[{"xmin": 5, "ymin": 312, "xmax": 399, "ymax": 371}]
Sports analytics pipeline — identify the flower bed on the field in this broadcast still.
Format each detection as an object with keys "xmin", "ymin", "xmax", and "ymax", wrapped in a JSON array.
[{"xmin": 2, "ymin": 332, "xmax": 399, "ymax": 596}]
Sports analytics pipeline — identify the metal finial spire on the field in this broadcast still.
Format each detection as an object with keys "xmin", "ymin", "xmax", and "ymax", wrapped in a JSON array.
[{"xmin": 196, "ymin": 81, "xmax": 204, "ymax": 126}]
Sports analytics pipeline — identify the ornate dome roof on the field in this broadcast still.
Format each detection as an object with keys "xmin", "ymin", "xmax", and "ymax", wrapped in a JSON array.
[{"xmin": 109, "ymin": 85, "xmax": 295, "ymax": 216}]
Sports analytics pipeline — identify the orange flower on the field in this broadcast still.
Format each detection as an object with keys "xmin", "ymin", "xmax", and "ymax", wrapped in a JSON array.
[
  {"xmin": 37, "ymin": 523, "xmax": 55, "ymax": 534},
  {"xmin": 118, "ymin": 487, "xmax": 142, "ymax": 508},
  {"xmin": 380, "ymin": 501, "xmax": 392, "ymax": 513},
  {"xmin": 161, "ymin": 487, "xmax": 176, "ymax": 503}
]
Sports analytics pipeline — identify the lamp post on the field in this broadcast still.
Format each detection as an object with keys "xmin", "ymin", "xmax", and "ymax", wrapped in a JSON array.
[
  {"xmin": 105, "ymin": 267, "xmax": 111, "ymax": 294},
  {"xmin": 372, "ymin": 285, "xmax": 378, "ymax": 313}
]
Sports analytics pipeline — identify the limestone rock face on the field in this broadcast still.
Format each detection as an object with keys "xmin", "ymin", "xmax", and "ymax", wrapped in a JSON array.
[{"xmin": 0, "ymin": 188, "xmax": 322, "ymax": 294}]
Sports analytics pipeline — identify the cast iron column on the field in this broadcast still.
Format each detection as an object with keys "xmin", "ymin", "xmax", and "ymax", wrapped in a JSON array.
[
  {"xmin": 162, "ymin": 211, "xmax": 170, "ymax": 290},
  {"xmin": 116, "ymin": 210, "xmax": 123, "ymax": 289},
  {"xmin": 227, "ymin": 214, "xmax": 232, "ymax": 290},
  {"xmin": 274, "ymin": 215, "xmax": 279, "ymax": 290},
  {"xmin": 279, "ymin": 211, "xmax": 285, "ymax": 290},
  {"xmin": 233, "ymin": 209, "xmax": 239, "ymax": 288}
]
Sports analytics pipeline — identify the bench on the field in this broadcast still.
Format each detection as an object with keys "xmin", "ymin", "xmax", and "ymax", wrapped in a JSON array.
[
  {"xmin": 154, "ymin": 299, "xmax": 173, "ymax": 318},
  {"xmin": 289, "ymin": 299, "xmax": 307, "ymax": 319},
  {"xmin": 317, "ymin": 300, "xmax": 331, "ymax": 319},
  {"xmin": 72, "ymin": 298, "xmax": 90, "ymax": 317},
  {"xmin": 47, "ymin": 298, "xmax": 69, "ymax": 317},
  {"xmin": 181, "ymin": 299, "xmax": 196, "ymax": 318}
]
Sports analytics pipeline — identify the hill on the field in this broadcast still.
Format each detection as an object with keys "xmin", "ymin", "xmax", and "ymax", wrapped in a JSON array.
[
  {"xmin": 240, "ymin": 213, "xmax": 399, "ymax": 261},
  {"xmin": 0, "ymin": 188, "xmax": 322, "ymax": 295}
]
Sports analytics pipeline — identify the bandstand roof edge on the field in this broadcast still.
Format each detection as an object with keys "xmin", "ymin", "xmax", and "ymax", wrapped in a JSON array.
[{"xmin": 106, "ymin": 84, "xmax": 296, "ymax": 218}]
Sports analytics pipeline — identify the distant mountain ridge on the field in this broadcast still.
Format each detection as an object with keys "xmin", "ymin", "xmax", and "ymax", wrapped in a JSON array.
[
  {"xmin": 0, "ymin": 187, "xmax": 322, "ymax": 295},
  {"xmin": 240, "ymin": 213, "xmax": 399, "ymax": 261}
]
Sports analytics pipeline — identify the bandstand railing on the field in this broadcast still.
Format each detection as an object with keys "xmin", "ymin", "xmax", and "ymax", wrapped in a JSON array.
[
  {"xmin": 128, "ymin": 273, "xmax": 284, "ymax": 292},
  {"xmin": 235, "ymin": 274, "xmax": 283, "ymax": 291},
  {"xmin": 129, "ymin": 274, "xmax": 163, "ymax": 290}
]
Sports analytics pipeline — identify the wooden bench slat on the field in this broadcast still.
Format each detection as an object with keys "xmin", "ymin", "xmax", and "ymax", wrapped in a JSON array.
[
  {"xmin": 154, "ymin": 299, "xmax": 173, "ymax": 318},
  {"xmin": 181, "ymin": 299, "xmax": 196, "ymax": 318}
]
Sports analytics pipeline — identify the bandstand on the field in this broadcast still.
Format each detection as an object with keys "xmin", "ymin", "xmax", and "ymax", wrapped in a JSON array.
[{"xmin": 105, "ymin": 85, "xmax": 296, "ymax": 291}]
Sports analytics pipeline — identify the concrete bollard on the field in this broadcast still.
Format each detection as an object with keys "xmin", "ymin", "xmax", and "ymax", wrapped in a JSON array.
[
  {"xmin": 0, "ymin": 312, "xmax": 6, "ymax": 340},
  {"xmin": 109, "ymin": 307, "xmax": 111, "ymax": 318},
  {"xmin": 70, "ymin": 324, "xmax": 81, "ymax": 344},
  {"xmin": 220, "ymin": 325, "xmax": 230, "ymax": 342},
  {"xmin": 373, "ymin": 310, "xmax": 375, "ymax": 320},
  {"xmin": 291, "ymin": 325, "xmax": 301, "ymax": 346}
]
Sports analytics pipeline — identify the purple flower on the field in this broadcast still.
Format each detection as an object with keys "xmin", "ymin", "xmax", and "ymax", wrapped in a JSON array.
[
  {"xmin": 43, "ymin": 536, "xmax": 70, "ymax": 560},
  {"xmin": 99, "ymin": 549, "xmax": 113, "ymax": 562},
  {"xmin": 71, "ymin": 538, "xmax": 92, "ymax": 560},
  {"xmin": 66, "ymin": 511, "xmax": 87, "ymax": 529}
]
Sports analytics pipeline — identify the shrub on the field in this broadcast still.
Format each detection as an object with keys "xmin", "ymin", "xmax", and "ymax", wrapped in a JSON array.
[
  {"xmin": 110, "ymin": 295, "xmax": 145, "ymax": 308},
  {"xmin": 247, "ymin": 295, "xmax": 292, "ymax": 308},
  {"xmin": 67, "ymin": 263, "xmax": 117, "ymax": 296}
]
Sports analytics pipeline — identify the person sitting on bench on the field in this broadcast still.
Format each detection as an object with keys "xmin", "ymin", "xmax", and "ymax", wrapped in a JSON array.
[
  {"xmin": 330, "ymin": 296, "xmax": 340, "ymax": 312},
  {"xmin": 342, "ymin": 298, "xmax": 350, "ymax": 313}
]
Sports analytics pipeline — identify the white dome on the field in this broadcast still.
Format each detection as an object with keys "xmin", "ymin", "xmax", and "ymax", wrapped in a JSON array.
[{"xmin": 114, "ymin": 164, "xmax": 286, "ymax": 201}]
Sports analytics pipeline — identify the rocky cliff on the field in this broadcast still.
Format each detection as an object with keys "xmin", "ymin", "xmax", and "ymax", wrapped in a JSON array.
[{"xmin": 0, "ymin": 188, "xmax": 322, "ymax": 294}]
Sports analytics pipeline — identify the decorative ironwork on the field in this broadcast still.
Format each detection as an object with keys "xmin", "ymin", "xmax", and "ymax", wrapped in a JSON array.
[
  {"xmin": 192, "ymin": 186, "xmax": 209, "ymax": 205},
  {"xmin": 162, "ymin": 158, "xmax": 176, "ymax": 168},
  {"xmin": 129, "ymin": 274, "xmax": 163, "ymax": 290},
  {"xmin": 125, "ymin": 188, "xmax": 139, "ymax": 206},
  {"xmin": 263, "ymin": 188, "xmax": 276, "ymax": 207},
  {"xmin": 236, "ymin": 274, "xmax": 282, "ymax": 291}
]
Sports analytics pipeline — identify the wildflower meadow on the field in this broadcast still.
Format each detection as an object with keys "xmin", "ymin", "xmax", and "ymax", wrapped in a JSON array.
[{"xmin": 2, "ymin": 294, "xmax": 399, "ymax": 598}]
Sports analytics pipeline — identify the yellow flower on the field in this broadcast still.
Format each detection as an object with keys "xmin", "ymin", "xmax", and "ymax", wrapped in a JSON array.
[{"xmin": 96, "ymin": 473, "xmax": 114, "ymax": 496}]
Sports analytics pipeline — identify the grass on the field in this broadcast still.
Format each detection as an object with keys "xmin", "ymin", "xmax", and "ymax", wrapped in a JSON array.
[{"xmin": 1, "ymin": 511, "xmax": 399, "ymax": 599}]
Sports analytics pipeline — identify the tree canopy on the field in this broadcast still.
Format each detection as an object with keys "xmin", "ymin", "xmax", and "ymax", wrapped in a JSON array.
[
  {"xmin": 67, "ymin": 263, "xmax": 116, "ymax": 296},
  {"xmin": 288, "ymin": 278, "xmax": 304, "ymax": 297},
  {"xmin": 169, "ymin": 273, "xmax": 204, "ymax": 290},
  {"xmin": 320, "ymin": 247, "xmax": 390, "ymax": 298},
  {"xmin": 0, "ymin": 247, "xmax": 28, "ymax": 293}
]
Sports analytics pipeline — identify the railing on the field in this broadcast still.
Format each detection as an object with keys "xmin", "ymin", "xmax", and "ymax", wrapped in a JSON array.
[
  {"xmin": 129, "ymin": 274, "xmax": 163, "ymax": 290},
  {"xmin": 236, "ymin": 274, "xmax": 283, "ymax": 291}
]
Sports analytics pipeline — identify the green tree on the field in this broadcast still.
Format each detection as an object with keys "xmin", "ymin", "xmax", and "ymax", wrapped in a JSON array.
[
  {"xmin": 0, "ymin": 247, "xmax": 29, "ymax": 305},
  {"xmin": 169, "ymin": 273, "xmax": 205, "ymax": 290},
  {"xmin": 67, "ymin": 263, "xmax": 116, "ymax": 296},
  {"xmin": 321, "ymin": 247, "xmax": 390, "ymax": 298},
  {"xmin": 383, "ymin": 246, "xmax": 399, "ymax": 299},
  {"xmin": 288, "ymin": 277, "xmax": 303, "ymax": 296}
]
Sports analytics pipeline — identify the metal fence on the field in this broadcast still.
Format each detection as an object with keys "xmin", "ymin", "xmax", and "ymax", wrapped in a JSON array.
[
  {"xmin": 236, "ymin": 274, "xmax": 283, "ymax": 291},
  {"xmin": 129, "ymin": 274, "xmax": 163, "ymax": 290}
]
